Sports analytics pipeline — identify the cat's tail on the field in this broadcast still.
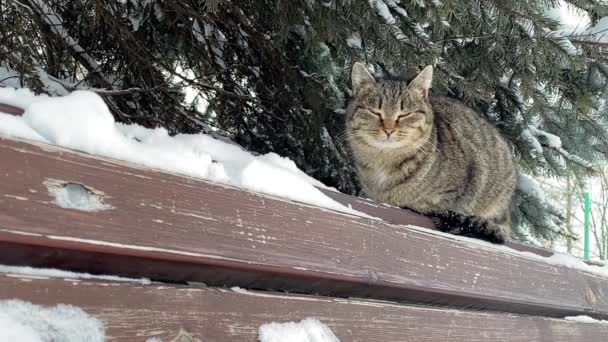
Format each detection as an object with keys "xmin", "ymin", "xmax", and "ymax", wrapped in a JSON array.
[{"xmin": 428, "ymin": 210, "xmax": 509, "ymax": 244}]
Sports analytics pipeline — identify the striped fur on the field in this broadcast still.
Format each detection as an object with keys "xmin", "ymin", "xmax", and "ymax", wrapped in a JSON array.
[{"xmin": 346, "ymin": 63, "xmax": 516, "ymax": 243}]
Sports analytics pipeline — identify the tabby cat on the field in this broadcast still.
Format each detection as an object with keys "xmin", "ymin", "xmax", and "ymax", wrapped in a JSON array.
[{"xmin": 345, "ymin": 63, "xmax": 516, "ymax": 243}]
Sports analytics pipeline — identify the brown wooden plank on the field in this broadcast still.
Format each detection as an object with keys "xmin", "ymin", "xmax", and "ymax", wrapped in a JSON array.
[
  {"xmin": 319, "ymin": 188, "xmax": 556, "ymax": 257},
  {"xmin": 1, "ymin": 136, "xmax": 608, "ymax": 319},
  {"xmin": 1, "ymin": 274, "xmax": 607, "ymax": 342},
  {"xmin": 0, "ymin": 102, "xmax": 24, "ymax": 116}
]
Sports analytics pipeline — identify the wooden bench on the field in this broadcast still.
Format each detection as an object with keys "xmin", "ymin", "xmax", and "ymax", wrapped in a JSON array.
[{"xmin": 1, "ymin": 123, "xmax": 608, "ymax": 340}]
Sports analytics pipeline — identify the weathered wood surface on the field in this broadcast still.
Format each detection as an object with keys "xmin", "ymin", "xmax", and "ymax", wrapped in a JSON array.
[
  {"xmin": 0, "ymin": 102, "xmax": 24, "ymax": 115},
  {"xmin": 1, "ymin": 274, "xmax": 607, "ymax": 342},
  {"xmin": 1, "ymin": 136, "xmax": 608, "ymax": 320},
  {"xmin": 319, "ymin": 189, "xmax": 556, "ymax": 257}
]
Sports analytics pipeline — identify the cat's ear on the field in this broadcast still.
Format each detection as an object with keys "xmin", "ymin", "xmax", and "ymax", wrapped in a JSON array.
[
  {"xmin": 408, "ymin": 65, "xmax": 433, "ymax": 96},
  {"xmin": 351, "ymin": 62, "xmax": 375, "ymax": 93}
]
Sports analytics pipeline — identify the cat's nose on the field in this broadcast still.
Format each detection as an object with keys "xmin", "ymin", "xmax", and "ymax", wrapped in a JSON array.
[{"xmin": 383, "ymin": 128, "xmax": 395, "ymax": 137}]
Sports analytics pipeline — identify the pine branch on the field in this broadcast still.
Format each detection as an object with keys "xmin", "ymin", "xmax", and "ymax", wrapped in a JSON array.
[
  {"xmin": 24, "ymin": 0, "xmax": 112, "ymax": 88},
  {"xmin": 554, "ymin": 146, "xmax": 598, "ymax": 174}
]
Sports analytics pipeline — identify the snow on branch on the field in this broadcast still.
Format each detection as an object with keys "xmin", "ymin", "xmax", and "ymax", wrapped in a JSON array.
[
  {"xmin": 554, "ymin": 145, "xmax": 597, "ymax": 173},
  {"xmin": 368, "ymin": 0, "xmax": 413, "ymax": 47},
  {"xmin": 522, "ymin": 124, "xmax": 597, "ymax": 173},
  {"xmin": 527, "ymin": 125, "xmax": 562, "ymax": 148},
  {"xmin": 552, "ymin": 16, "xmax": 608, "ymax": 47},
  {"xmin": 517, "ymin": 174, "xmax": 546, "ymax": 203},
  {"xmin": 384, "ymin": 0, "xmax": 408, "ymax": 19},
  {"xmin": 26, "ymin": 0, "xmax": 112, "ymax": 87},
  {"xmin": 521, "ymin": 127, "xmax": 546, "ymax": 163}
]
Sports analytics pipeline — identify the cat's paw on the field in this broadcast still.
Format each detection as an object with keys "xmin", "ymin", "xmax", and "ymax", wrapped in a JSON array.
[{"xmin": 430, "ymin": 211, "xmax": 507, "ymax": 244}]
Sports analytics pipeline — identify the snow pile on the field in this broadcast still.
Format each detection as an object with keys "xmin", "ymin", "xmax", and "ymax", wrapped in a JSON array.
[
  {"xmin": 544, "ymin": 253, "xmax": 608, "ymax": 278},
  {"xmin": 0, "ymin": 264, "xmax": 151, "ymax": 284},
  {"xmin": 564, "ymin": 315, "xmax": 608, "ymax": 324},
  {"xmin": 517, "ymin": 174, "xmax": 546, "ymax": 203},
  {"xmin": 258, "ymin": 318, "xmax": 340, "ymax": 342},
  {"xmin": 0, "ymin": 88, "xmax": 370, "ymax": 218},
  {"xmin": 0, "ymin": 299, "xmax": 104, "ymax": 342}
]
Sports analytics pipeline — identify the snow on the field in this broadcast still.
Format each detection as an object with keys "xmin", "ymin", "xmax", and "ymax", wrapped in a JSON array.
[
  {"xmin": 369, "ymin": 0, "xmax": 395, "ymax": 25},
  {"xmin": 192, "ymin": 20, "xmax": 206, "ymax": 44},
  {"xmin": 0, "ymin": 87, "xmax": 50, "ymax": 109},
  {"xmin": 545, "ymin": 253, "xmax": 608, "ymax": 277},
  {"xmin": 0, "ymin": 264, "xmax": 151, "ymax": 284},
  {"xmin": 578, "ymin": 16, "xmax": 608, "ymax": 43},
  {"xmin": 48, "ymin": 183, "xmax": 111, "ymax": 212},
  {"xmin": 517, "ymin": 174, "xmax": 547, "ymax": 204},
  {"xmin": 0, "ymin": 299, "xmax": 104, "ymax": 342},
  {"xmin": 546, "ymin": 2, "xmax": 608, "ymax": 44},
  {"xmin": 29, "ymin": 0, "xmax": 106, "ymax": 82},
  {"xmin": 545, "ymin": 1, "xmax": 590, "ymax": 35},
  {"xmin": 258, "ymin": 318, "xmax": 340, "ymax": 342},
  {"xmin": 521, "ymin": 128, "xmax": 545, "ymax": 160},
  {"xmin": 384, "ymin": 0, "xmax": 408, "ymax": 18},
  {"xmin": 564, "ymin": 315, "xmax": 608, "ymax": 324},
  {"xmin": 527, "ymin": 125, "xmax": 562, "ymax": 148},
  {"xmin": 0, "ymin": 88, "xmax": 370, "ymax": 218},
  {"xmin": 346, "ymin": 33, "xmax": 362, "ymax": 49}
]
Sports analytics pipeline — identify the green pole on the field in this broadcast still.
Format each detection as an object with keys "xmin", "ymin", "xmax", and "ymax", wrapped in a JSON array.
[{"xmin": 584, "ymin": 192, "xmax": 591, "ymax": 260}]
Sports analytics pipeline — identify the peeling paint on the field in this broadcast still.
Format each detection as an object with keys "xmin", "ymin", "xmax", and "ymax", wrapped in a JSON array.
[{"xmin": 4, "ymin": 194, "xmax": 28, "ymax": 201}]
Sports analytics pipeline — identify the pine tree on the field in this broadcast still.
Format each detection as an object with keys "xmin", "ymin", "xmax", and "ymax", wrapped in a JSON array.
[{"xmin": 3, "ymin": 0, "xmax": 608, "ymax": 243}]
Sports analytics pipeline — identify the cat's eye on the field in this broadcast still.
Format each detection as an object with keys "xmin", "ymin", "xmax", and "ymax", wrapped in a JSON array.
[
  {"xmin": 368, "ymin": 109, "xmax": 383, "ymax": 120},
  {"xmin": 400, "ymin": 100, "xmax": 404, "ymax": 111},
  {"xmin": 397, "ymin": 111, "xmax": 425, "ymax": 122},
  {"xmin": 396, "ymin": 113, "xmax": 410, "ymax": 122}
]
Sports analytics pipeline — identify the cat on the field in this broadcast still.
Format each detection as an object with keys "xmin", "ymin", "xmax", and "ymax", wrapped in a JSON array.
[{"xmin": 345, "ymin": 62, "xmax": 516, "ymax": 243}]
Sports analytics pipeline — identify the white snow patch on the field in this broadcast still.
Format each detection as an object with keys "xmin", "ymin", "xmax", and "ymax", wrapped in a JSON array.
[
  {"xmin": 521, "ymin": 128, "xmax": 544, "ymax": 161},
  {"xmin": 527, "ymin": 125, "xmax": 562, "ymax": 148},
  {"xmin": 346, "ymin": 32, "xmax": 362, "ymax": 49},
  {"xmin": 545, "ymin": 1, "xmax": 590, "ymax": 35},
  {"xmin": 0, "ymin": 87, "xmax": 50, "ymax": 110},
  {"xmin": 0, "ymin": 88, "xmax": 371, "ymax": 218},
  {"xmin": 258, "ymin": 318, "xmax": 340, "ymax": 342},
  {"xmin": 48, "ymin": 182, "xmax": 111, "ymax": 212},
  {"xmin": 564, "ymin": 315, "xmax": 608, "ymax": 324},
  {"xmin": 0, "ymin": 112, "xmax": 47, "ymax": 141},
  {"xmin": 0, "ymin": 264, "xmax": 151, "ymax": 284},
  {"xmin": 369, "ymin": 0, "xmax": 395, "ymax": 25},
  {"xmin": 578, "ymin": 16, "xmax": 608, "ymax": 43},
  {"xmin": 0, "ymin": 299, "xmax": 104, "ymax": 342},
  {"xmin": 517, "ymin": 174, "xmax": 546, "ymax": 203}
]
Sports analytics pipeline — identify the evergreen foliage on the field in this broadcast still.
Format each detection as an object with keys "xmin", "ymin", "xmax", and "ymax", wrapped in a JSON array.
[{"xmin": 3, "ymin": 0, "xmax": 608, "ymax": 243}]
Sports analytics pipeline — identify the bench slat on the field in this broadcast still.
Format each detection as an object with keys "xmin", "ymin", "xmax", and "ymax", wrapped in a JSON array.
[{"xmin": 1, "ymin": 274, "xmax": 607, "ymax": 342}]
